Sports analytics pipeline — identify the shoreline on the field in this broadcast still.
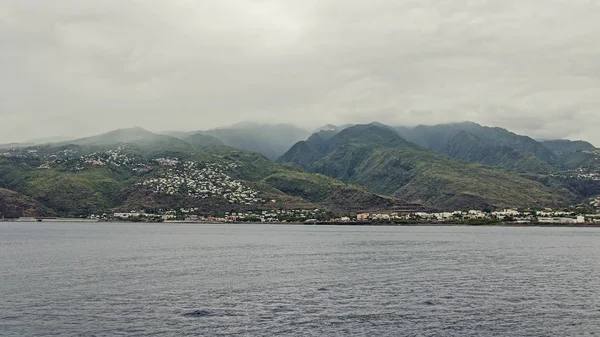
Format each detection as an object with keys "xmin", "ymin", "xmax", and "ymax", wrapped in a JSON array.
[{"xmin": 2, "ymin": 219, "xmax": 600, "ymax": 228}]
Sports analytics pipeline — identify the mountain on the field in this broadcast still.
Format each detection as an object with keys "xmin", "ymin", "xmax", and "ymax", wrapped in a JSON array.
[
  {"xmin": 441, "ymin": 131, "xmax": 555, "ymax": 173},
  {"xmin": 312, "ymin": 124, "xmax": 353, "ymax": 133},
  {"xmin": 279, "ymin": 123, "xmax": 575, "ymax": 210},
  {"xmin": 0, "ymin": 128, "xmax": 397, "ymax": 217},
  {"xmin": 201, "ymin": 123, "xmax": 311, "ymax": 160},
  {"xmin": 61, "ymin": 127, "xmax": 196, "ymax": 158},
  {"xmin": 554, "ymin": 150, "xmax": 600, "ymax": 171},
  {"xmin": 66, "ymin": 127, "xmax": 159, "ymax": 146},
  {"xmin": 179, "ymin": 132, "xmax": 231, "ymax": 154},
  {"xmin": 541, "ymin": 140, "xmax": 596, "ymax": 155},
  {"xmin": 395, "ymin": 122, "xmax": 557, "ymax": 173}
]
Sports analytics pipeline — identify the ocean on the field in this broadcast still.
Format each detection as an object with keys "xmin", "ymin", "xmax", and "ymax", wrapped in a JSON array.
[{"xmin": 1, "ymin": 222, "xmax": 600, "ymax": 336}]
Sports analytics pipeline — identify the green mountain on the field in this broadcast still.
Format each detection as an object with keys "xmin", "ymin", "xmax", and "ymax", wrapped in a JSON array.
[
  {"xmin": 279, "ymin": 123, "xmax": 575, "ymax": 210},
  {"xmin": 537, "ymin": 140, "xmax": 599, "ymax": 171},
  {"xmin": 555, "ymin": 150, "xmax": 600, "ymax": 171},
  {"xmin": 394, "ymin": 122, "xmax": 557, "ymax": 173},
  {"xmin": 541, "ymin": 140, "xmax": 596, "ymax": 155},
  {"xmin": 0, "ymin": 128, "xmax": 396, "ymax": 217},
  {"xmin": 441, "ymin": 131, "xmax": 555, "ymax": 173}
]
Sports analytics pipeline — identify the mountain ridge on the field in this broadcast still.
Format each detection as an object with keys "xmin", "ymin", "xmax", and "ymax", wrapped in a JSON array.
[
  {"xmin": 278, "ymin": 123, "xmax": 578, "ymax": 210},
  {"xmin": 0, "ymin": 128, "xmax": 400, "ymax": 217}
]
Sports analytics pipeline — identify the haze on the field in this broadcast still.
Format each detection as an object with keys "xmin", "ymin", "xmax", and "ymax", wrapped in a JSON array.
[{"xmin": 1, "ymin": 0, "xmax": 599, "ymax": 144}]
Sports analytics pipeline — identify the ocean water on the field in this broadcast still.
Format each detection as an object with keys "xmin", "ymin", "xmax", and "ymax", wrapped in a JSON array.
[{"xmin": 1, "ymin": 222, "xmax": 600, "ymax": 336}]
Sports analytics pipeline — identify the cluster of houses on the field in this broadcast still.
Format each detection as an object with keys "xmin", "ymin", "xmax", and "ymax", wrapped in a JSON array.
[
  {"xmin": 349, "ymin": 208, "xmax": 599, "ymax": 224},
  {"xmin": 104, "ymin": 207, "xmax": 600, "ymax": 225},
  {"xmin": 552, "ymin": 168, "xmax": 600, "ymax": 181},
  {"xmin": 355, "ymin": 210, "xmax": 499, "ymax": 222},
  {"xmin": 138, "ymin": 159, "xmax": 266, "ymax": 205},
  {"xmin": 37, "ymin": 145, "xmax": 150, "ymax": 172},
  {"xmin": 112, "ymin": 211, "xmax": 176, "ymax": 221},
  {"xmin": 184, "ymin": 209, "xmax": 328, "ymax": 223},
  {"xmin": 109, "ymin": 208, "xmax": 328, "ymax": 223}
]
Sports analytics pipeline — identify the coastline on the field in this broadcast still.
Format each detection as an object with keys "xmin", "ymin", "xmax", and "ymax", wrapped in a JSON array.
[{"xmin": 2, "ymin": 218, "xmax": 600, "ymax": 228}]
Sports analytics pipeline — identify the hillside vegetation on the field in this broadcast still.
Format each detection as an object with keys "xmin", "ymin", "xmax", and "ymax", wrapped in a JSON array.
[
  {"xmin": 2, "ymin": 122, "xmax": 598, "ymax": 216},
  {"xmin": 0, "ymin": 188, "xmax": 48, "ymax": 218},
  {"xmin": 279, "ymin": 124, "xmax": 576, "ymax": 210},
  {"xmin": 0, "ymin": 128, "xmax": 396, "ymax": 217}
]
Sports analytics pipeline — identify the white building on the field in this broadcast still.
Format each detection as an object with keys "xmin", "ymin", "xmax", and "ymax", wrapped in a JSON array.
[
  {"xmin": 114, "ymin": 212, "xmax": 141, "ymax": 218},
  {"xmin": 538, "ymin": 217, "xmax": 577, "ymax": 224}
]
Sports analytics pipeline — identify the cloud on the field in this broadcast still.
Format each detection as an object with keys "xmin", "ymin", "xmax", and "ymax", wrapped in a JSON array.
[{"xmin": 1, "ymin": 0, "xmax": 599, "ymax": 145}]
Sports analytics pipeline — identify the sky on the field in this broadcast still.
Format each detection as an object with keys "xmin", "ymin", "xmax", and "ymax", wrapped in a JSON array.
[{"xmin": 1, "ymin": 0, "xmax": 599, "ymax": 145}]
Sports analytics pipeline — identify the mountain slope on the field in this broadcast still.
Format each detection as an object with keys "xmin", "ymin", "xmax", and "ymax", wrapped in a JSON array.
[
  {"xmin": 441, "ymin": 131, "xmax": 554, "ymax": 173},
  {"xmin": 0, "ymin": 188, "xmax": 49, "ymax": 218},
  {"xmin": 0, "ymin": 128, "xmax": 399, "ymax": 216},
  {"xmin": 279, "ymin": 123, "xmax": 574, "ymax": 210},
  {"xmin": 66, "ymin": 127, "xmax": 158, "ymax": 146},
  {"xmin": 542, "ymin": 140, "xmax": 596, "ymax": 155},
  {"xmin": 396, "ymin": 122, "xmax": 557, "ymax": 172},
  {"xmin": 62, "ymin": 128, "xmax": 195, "ymax": 158},
  {"xmin": 262, "ymin": 171, "xmax": 397, "ymax": 213}
]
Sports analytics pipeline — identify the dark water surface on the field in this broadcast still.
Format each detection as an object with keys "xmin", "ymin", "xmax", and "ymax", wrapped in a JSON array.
[{"xmin": 1, "ymin": 222, "xmax": 600, "ymax": 336}]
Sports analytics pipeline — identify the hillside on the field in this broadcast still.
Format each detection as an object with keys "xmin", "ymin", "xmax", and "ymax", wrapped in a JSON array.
[
  {"xmin": 0, "ymin": 188, "xmax": 48, "ymax": 218},
  {"xmin": 279, "ymin": 124, "xmax": 575, "ymax": 210},
  {"xmin": 395, "ymin": 122, "xmax": 557, "ymax": 173},
  {"xmin": 542, "ymin": 140, "xmax": 596, "ymax": 155},
  {"xmin": 0, "ymin": 129, "xmax": 397, "ymax": 217},
  {"xmin": 262, "ymin": 171, "xmax": 398, "ymax": 213},
  {"xmin": 441, "ymin": 131, "xmax": 555, "ymax": 173}
]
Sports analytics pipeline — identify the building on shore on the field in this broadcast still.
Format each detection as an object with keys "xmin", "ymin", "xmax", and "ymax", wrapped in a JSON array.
[{"xmin": 538, "ymin": 216, "xmax": 585, "ymax": 224}]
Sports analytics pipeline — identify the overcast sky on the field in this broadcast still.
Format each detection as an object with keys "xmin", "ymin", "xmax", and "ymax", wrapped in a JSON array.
[{"xmin": 1, "ymin": 0, "xmax": 599, "ymax": 144}]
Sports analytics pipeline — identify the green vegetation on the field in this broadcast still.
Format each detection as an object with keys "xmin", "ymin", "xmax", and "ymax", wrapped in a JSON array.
[
  {"xmin": 262, "ymin": 170, "xmax": 396, "ymax": 212},
  {"xmin": 542, "ymin": 140, "xmax": 596, "ymax": 156},
  {"xmin": 441, "ymin": 131, "xmax": 554, "ymax": 173},
  {"xmin": 0, "ymin": 188, "xmax": 48, "ymax": 218},
  {"xmin": 24, "ymin": 170, "xmax": 123, "ymax": 216},
  {"xmin": 2, "ymin": 123, "xmax": 597, "ymax": 217},
  {"xmin": 278, "ymin": 123, "xmax": 577, "ymax": 210},
  {"xmin": 395, "ymin": 122, "xmax": 558, "ymax": 172},
  {"xmin": 0, "ymin": 127, "xmax": 395, "ymax": 217}
]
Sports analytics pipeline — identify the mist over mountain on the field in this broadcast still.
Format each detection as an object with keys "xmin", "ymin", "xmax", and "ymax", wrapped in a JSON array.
[{"xmin": 200, "ymin": 123, "xmax": 312, "ymax": 160}]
